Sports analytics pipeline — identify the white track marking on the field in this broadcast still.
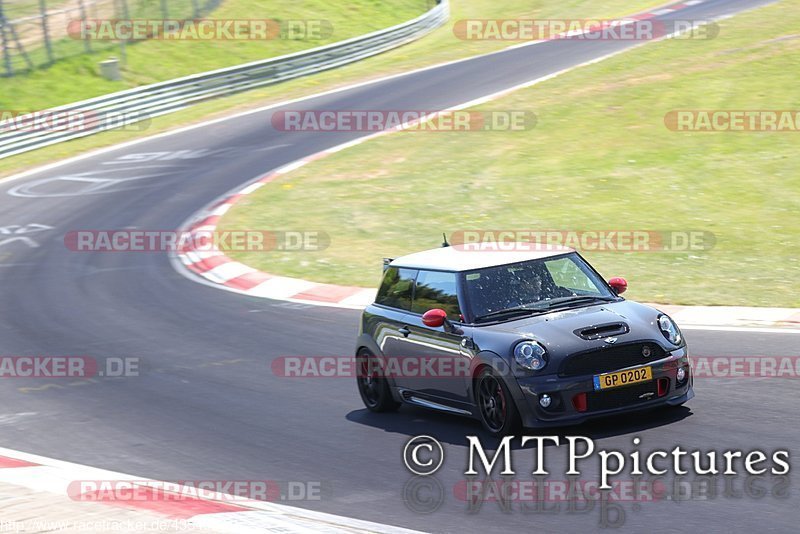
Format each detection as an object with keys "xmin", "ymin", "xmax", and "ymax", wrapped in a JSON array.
[
  {"xmin": 203, "ymin": 262, "xmax": 256, "ymax": 283},
  {"xmin": 671, "ymin": 306, "xmax": 799, "ymax": 327},
  {"xmin": 248, "ymin": 277, "xmax": 318, "ymax": 299},
  {"xmin": 210, "ymin": 203, "xmax": 233, "ymax": 216},
  {"xmin": 340, "ymin": 288, "xmax": 379, "ymax": 308},
  {"xmin": 239, "ymin": 182, "xmax": 266, "ymax": 195},
  {"xmin": 183, "ymin": 249, "xmax": 224, "ymax": 262},
  {"xmin": 681, "ymin": 325, "xmax": 800, "ymax": 335},
  {"xmin": 277, "ymin": 160, "xmax": 311, "ymax": 174}
]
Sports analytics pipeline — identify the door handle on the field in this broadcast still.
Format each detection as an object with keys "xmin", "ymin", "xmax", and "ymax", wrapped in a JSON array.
[{"xmin": 398, "ymin": 327, "xmax": 411, "ymax": 338}]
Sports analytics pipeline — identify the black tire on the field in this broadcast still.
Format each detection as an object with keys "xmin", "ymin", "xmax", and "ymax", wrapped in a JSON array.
[
  {"xmin": 356, "ymin": 349, "xmax": 400, "ymax": 412},
  {"xmin": 475, "ymin": 367, "xmax": 521, "ymax": 437}
]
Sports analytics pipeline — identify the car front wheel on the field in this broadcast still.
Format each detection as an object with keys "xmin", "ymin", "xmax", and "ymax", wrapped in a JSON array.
[{"xmin": 475, "ymin": 368, "xmax": 521, "ymax": 437}]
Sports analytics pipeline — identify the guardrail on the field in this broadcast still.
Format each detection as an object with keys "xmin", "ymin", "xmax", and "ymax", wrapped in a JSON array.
[{"xmin": 0, "ymin": 0, "xmax": 449, "ymax": 159}]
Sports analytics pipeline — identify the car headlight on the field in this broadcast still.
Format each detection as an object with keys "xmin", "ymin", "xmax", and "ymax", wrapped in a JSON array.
[
  {"xmin": 514, "ymin": 341, "xmax": 548, "ymax": 371},
  {"xmin": 658, "ymin": 314, "xmax": 683, "ymax": 346}
]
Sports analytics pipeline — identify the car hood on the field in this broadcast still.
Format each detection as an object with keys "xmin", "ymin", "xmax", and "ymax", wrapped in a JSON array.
[{"xmin": 473, "ymin": 300, "xmax": 675, "ymax": 357}]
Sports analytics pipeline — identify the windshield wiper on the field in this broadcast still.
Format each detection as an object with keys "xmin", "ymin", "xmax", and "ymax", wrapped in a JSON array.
[
  {"xmin": 473, "ymin": 306, "xmax": 545, "ymax": 323},
  {"xmin": 535, "ymin": 295, "xmax": 617, "ymax": 310},
  {"xmin": 474, "ymin": 296, "xmax": 616, "ymax": 322}
]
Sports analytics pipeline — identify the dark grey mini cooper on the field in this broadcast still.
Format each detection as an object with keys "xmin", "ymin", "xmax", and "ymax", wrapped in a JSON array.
[{"xmin": 355, "ymin": 243, "xmax": 693, "ymax": 436}]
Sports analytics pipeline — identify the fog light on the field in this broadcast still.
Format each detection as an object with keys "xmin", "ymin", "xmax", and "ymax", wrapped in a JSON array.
[
  {"xmin": 676, "ymin": 367, "xmax": 686, "ymax": 382},
  {"xmin": 539, "ymin": 394, "xmax": 552, "ymax": 408}
]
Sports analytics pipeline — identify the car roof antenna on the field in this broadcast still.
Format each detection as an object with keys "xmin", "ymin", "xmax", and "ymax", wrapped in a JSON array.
[{"xmin": 441, "ymin": 233, "xmax": 450, "ymax": 248}]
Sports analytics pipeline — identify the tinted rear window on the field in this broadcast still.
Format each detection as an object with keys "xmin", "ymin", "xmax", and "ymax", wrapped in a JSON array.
[{"xmin": 375, "ymin": 267, "xmax": 417, "ymax": 310}]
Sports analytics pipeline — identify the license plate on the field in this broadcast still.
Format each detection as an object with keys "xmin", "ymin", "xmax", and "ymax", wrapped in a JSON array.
[{"xmin": 593, "ymin": 366, "xmax": 652, "ymax": 390}]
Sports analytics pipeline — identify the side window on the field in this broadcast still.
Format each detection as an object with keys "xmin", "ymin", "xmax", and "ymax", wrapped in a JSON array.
[
  {"xmin": 544, "ymin": 257, "xmax": 601, "ymax": 295},
  {"xmin": 412, "ymin": 270, "xmax": 461, "ymax": 321},
  {"xmin": 375, "ymin": 267, "xmax": 417, "ymax": 310}
]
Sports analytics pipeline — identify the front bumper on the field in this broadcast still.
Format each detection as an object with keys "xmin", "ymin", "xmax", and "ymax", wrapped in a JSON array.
[{"xmin": 511, "ymin": 347, "xmax": 693, "ymax": 428}]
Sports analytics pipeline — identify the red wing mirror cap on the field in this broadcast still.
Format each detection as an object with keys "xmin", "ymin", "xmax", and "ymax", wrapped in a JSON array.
[
  {"xmin": 422, "ymin": 308, "xmax": 448, "ymax": 328},
  {"xmin": 608, "ymin": 277, "xmax": 628, "ymax": 295}
]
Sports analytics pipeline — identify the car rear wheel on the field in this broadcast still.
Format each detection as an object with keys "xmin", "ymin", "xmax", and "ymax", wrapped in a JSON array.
[
  {"xmin": 356, "ymin": 349, "xmax": 400, "ymax": 412},
  {"xmin": 475, "ymin": 368, "xmax": 521, "ymax": 437}
]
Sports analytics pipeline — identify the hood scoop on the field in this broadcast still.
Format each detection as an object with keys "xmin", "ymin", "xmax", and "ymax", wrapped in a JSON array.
[{"xmin": 574, "ymin": 322, "xmax": 630, "ymax": 340}]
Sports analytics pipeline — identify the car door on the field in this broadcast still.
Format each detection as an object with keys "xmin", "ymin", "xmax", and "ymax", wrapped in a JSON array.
[
  {"xmin": 400, "ymin": 270, "xmax": 475, "ymax": 407},
  {"xmin": 371, "ymin": 267, "xmax": 417, "ymax": 390}
]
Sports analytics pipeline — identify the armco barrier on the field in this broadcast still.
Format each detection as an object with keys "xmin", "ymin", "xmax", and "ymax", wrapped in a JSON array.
[{"xmin": 0, "ymin": 0, "xmax": 449, "ymax": 159}]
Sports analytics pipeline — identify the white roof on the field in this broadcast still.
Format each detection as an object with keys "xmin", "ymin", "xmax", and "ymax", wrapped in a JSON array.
[{"xmin": 389, "ymin": 243, "xmax": 574, "ymax": 272}]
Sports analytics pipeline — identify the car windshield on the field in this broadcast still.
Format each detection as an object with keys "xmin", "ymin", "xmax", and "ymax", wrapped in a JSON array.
[{"xmin": 464, "ymin": 253, "xmax": 616, "ymax": 322}]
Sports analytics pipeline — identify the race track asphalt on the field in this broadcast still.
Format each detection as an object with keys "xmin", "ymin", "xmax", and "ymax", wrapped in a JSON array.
[{"xmin": 0, "ymin": 0, "xmax": 796, "ymax": 531}]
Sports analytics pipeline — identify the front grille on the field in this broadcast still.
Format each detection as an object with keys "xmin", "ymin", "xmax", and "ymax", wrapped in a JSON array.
[
  {"xmin": 559, "ymin": 342, "xmax": 665, "ymax": 377},
  {"xmin": 586, "ymin": 381, "xmax": 657, "ymax": 412}
]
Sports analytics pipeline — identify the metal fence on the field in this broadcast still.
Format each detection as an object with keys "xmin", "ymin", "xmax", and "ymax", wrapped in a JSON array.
[
  {"xmin": 0, "ymin": 0, "xmax": 220, "ymax": 75},
  {"xmin": 0, "ymin": 0, "xmax": 449, "ymax": 158}
]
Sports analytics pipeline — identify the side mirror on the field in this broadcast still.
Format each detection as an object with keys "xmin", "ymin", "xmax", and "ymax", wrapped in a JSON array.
[
  {"xmin": 422, "ymin": 308, "xmax": 447, "ymax": 328},
  {"xmin": 608, "ymin": 277, "xmax": 628, "ymax": 295}
]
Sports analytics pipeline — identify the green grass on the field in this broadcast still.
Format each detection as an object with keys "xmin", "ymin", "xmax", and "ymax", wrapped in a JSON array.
[
  {"xmin": 0, "ymin": 0, "xmax": 663, "ymax": 177},
  {"xmin": 4, "ymin": 0, "xmax": 73, "ymax": 18},
  {"xmin": 0, "ymin": 0, "xmax": 429, "ymax": 109},
  {"xmin": 219, "ymin": 0, "xmax": 800, "ymax": 308}
]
